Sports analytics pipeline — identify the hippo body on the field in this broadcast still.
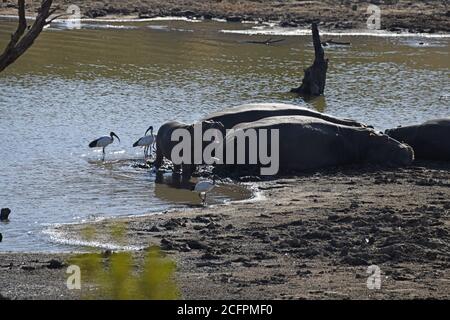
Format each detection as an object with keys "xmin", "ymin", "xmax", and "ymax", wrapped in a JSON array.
[
  {"xmin": 203, "ymin": 103, "xmax": 367, "ymax": 130},
  {"xmin": 155, "ymin": 120, "xmax": 224, "ymax": 177},
  {"xmin": 385, "ymin": 118, "xmax": 450, "ymax": 161},
  {"xmin": 222, "ymin": 116, "xmax": 413, "ymax": 174}
]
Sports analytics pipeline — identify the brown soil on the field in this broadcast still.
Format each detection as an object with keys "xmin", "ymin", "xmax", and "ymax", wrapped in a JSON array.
[
  {"xmin": 2, "ymin": 161, "xmax": 448, "ymax": 299},
  {"xmin": 0, "ymin": 1, "xmax": 449, "ymax": 33}
]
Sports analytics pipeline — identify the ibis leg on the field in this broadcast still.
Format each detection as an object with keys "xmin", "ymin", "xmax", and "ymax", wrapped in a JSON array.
[{"xmin": 102, "ymin": 148, "xmax": 105, "ymax": 161}]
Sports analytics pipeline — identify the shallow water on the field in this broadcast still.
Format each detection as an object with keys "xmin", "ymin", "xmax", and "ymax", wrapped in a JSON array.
[{"xmin": 0, "ymin": 19, "xmax": 449, "ymax": 252}]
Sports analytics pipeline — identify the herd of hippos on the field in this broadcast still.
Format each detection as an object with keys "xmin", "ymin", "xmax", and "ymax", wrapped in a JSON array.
[
  {"xmin": 152, "ymin": 103, "xmax": 449, "ymax": 177},
  {"xmin": 3, "ymin": 104, "xmax": 449, "ymax": 242}
]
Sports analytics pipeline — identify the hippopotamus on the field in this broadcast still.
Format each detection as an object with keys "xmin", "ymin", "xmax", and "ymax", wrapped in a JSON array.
[
  {"xmin": 155, "ymin": 120, "xmax": 225, "ymax": 177},
  {"xmin": 202, "ymin": 103, "xmax": 368, "ymax": 129},
  {"xmin": 220, "ymin": 116, "xmax": 413, "ymax": 175},
  {"xmin": 385, "ymin": 118, "xmax": 450, "ymax": 161}
]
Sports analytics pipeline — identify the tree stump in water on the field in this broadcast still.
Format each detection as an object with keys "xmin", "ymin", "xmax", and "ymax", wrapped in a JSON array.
[{"xmin": 291, "ymin": 23, "xmax": 328, "ymax": 96}]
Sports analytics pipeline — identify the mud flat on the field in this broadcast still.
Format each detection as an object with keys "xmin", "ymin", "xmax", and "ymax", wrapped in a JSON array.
[
  {"xmin": 0, "ymin": 0, "xmax": 449, "ymax": 34},
  {"xmin": 1, "ymin": 161, "xmax": 449, "ymax": 299}
]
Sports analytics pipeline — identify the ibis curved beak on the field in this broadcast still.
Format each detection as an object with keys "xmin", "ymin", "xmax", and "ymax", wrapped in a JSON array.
[{"xmin": 113, "ymin": 133, "xmax": 120, "ymax": 143}]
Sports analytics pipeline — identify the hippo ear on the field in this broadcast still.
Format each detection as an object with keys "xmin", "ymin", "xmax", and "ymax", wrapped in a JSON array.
[{"xmin": 215, "ymin": 121, "xmax": 225, "ymax": 131}]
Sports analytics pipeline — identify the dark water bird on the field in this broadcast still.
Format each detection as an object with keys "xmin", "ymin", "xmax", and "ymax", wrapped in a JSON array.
[
  {"xmin": 89, "ymin": 132, "xmax": 120, "ymax": 161},
  {"xmin": 133, "ymin": 126, "xmax": 155, "ymax": 159},
  {"xmin": 0, "ymin": 208, "xmax": 11, "ymax": 221},
  {"xmin": 0, "ymin": 233, "xmax": 2, "ymax": 242},
  {"xmin": 194, "ymin": 178, "xmax": 216, "ymax": 206},
  {"xmin": 322, "ymin": 39, "xmax": 351, "ymax": 47}
]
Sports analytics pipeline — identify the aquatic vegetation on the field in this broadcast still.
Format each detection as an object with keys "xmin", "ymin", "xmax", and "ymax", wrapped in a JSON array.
[{"xmin": 70, "ymin": 223, "xmax": 179, "ymax": 300}]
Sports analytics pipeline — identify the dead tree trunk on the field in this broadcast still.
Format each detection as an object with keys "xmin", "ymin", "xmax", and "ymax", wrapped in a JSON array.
[
  {"xmin": 291, "ymin": 23, "xmax": 328, "ymax": 96},
  {"xmin": 0, "ymin": 0, "xmax": 56, "ymax": 73}
]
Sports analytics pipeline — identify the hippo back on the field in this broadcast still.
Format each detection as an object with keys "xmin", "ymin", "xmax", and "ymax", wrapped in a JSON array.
[
  {"xmin": 385, "ymin": 118, "xmax": 450, "ymax": 161},
  {"xmin": 223, "ymin": 116, "xmax": 413, "ymax": 173},
  {"xmin": 203, "ymin": 103, "xmax": 367, "ymax": 129},
  {"xmin": 224, "ymin": 116, "xmax": 364, "ymax": 172}
]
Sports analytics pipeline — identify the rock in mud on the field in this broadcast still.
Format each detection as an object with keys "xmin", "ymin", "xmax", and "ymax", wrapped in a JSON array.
[
  {"xmin": 160, "ymin": 238, "xmax": 176, "ymax": 250},
  {"xmin": 185, "ymin": 239, "xmax": 208, "ymax": 250},
  {"xmin": 47, "ymin": 259, "xmax": 65, "ymax": 270},
  {"xmin": 149, "ymin": 225, "xmax": 161, "ymax": 232},
  {"xmin": 1, "ymin": 208, "xmax": 11, "ymax": 221},
  {"xmin": 85, "ymin": 9, "xmax": 107, "ymax": 18},
  {"xmin": 226, "ymin": 16, "xmax": 243, "ymax": 23}
]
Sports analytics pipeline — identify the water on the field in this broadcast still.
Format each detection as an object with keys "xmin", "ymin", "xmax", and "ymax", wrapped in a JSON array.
[{"xmin": 0, "ymin": 19, "xmax": 449, "ymax": 252}]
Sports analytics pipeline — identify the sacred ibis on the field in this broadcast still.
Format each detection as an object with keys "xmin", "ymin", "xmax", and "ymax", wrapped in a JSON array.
[
  {"xmin": 89, "ymin": 132, "xmax": 120, "ymax": 161},
  {"xmin": 133, "ymin": 126, "xmax": 155, "ymax": 159},
  {"xmin": 194, "ymin": 177, "xmax": 216, "ymax": 206}
]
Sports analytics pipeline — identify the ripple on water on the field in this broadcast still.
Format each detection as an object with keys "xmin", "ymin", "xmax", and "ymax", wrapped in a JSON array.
[{"xmin": 0, "ymin": 20, "xmax": 448, "ymax": 252}]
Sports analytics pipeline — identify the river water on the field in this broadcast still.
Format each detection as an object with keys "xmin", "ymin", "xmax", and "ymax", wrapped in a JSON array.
[{"xmin": 0, "ymin": 18, "xmax": 449, "ymax": 252}]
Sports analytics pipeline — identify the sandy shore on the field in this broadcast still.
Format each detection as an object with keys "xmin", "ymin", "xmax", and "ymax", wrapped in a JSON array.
[
  {"xmin": 1, "ymin": 161, "xmax": 449, "ymax": 300},
  {"xmin": 0, "ymin": 0, "xmax": 449, "ymax": 33}
]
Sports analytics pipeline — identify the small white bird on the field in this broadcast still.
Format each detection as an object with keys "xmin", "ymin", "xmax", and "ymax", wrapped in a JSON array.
[
  {"xmin": 89, "ymin": 131, "xmax": 120, "ymax": 161},
  {"xmin": 133, "ymin": 126, "xmax": 155, "ymax": 159},
  {"xmin": 194, "ymin": 178, "xmax": 216, "ymax": 206}
]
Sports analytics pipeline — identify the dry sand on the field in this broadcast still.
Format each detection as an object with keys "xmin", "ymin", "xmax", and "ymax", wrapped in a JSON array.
[{"xmin": 1, "ymin": 161, "xmax": 449, "ymax": 299}]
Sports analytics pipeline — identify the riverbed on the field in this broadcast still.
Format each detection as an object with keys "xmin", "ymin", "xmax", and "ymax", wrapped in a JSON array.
[{"xmin": 0, "ymin": 18, "xmax": 449, "ymax": 252}]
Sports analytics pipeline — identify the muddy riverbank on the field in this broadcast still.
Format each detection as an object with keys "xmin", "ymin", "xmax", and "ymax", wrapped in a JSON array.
[
  {"xmin": 1, "ymin": 161, "xmax": 449, "ymax": 299},
  {"xmin": 0, "ymin": 0, "xmax": 449, "ymax": 33}
]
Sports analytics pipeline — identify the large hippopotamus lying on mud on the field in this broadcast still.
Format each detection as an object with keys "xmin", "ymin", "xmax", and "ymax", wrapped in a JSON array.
[
  {"xmin": 385, "ymin": 118, "xmax": 450, "ymax": 161},
  {"xmin": 203, "ymin": 103, "xmax": 368, "ymax": 129},
  {"xmin": 155, "ymin": 120, "xmax": 225, "ymax": 177},
  {"xmin": 220, "ymin": 116, "xmax": 414, "ymax": 175}
]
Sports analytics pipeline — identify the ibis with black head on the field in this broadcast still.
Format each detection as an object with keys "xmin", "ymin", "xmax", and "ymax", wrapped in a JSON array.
[
  {"xmin": 133, "ymin": 126, "xmax": 155, "ymax": 159},
  {"xmin": 89, "ymin": 132, "xmax": 120, "ymax": 161}
]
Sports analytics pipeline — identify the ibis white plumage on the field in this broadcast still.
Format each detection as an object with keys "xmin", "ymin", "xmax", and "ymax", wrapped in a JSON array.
[
  {"xmin": 194, "ymin": 179, "xmax": 216, "ymax": 206},
  {"xmin": 89, "ymin": 131, "xmax": 120, "ymax": 161},
  {"xmin": 133, "ymin": 126, "xmax": 155, "ymax": 159}
]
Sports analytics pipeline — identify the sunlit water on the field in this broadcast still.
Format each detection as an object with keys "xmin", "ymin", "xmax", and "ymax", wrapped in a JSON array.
[{"xmin": 0, "ymin": 18, "xmax": 449, "ymax": 252}]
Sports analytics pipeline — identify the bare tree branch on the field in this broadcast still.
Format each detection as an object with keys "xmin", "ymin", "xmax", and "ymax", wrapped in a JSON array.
[
  {"xmin": 0, "ymin": 0, "xmax": 55, "ymax": 73},
  {"xmin": 45, "ymin": 12, "xmax": 71, "ymax": 25}
]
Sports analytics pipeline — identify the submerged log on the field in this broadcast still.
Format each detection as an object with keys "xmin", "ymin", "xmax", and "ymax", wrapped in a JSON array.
[
  {"xmin": 323, "ymin": 39, "xmax": 351, "ymax": 46},
  {"xmin": 245, "ymin": 38, "xmax": 286, "ymax": 45},
  {"xmin": 291, "ymin": 23, "xmax": 328, "ymax": 96}
]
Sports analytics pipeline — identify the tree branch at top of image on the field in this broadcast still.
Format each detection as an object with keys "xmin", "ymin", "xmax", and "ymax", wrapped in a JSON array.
[{"xmin": 0, "ymin": 0, "xmax": 58, "ymax": 73}]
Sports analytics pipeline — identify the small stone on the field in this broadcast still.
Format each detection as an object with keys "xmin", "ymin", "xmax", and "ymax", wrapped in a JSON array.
[
  {"xmin": 192, "ymin": 216, "xmax": 210, "ymax": 223},
  {"xmin": 160, "ymin": 238, "xmax": 175, "ymax": 250},
  {"xmin": 185, "ymin": 239, "xmax": 208, "ymax": 250},
  {"xmin": 47, "ymin": 259, "xmax": 64, "ymax": 269},
  {"xmin": 200, "ymin": 253, "xmax": 220, "ymax": 260},
  {"xmin": 149, "ymin": 226, "xmax": 160, "ymax": 232},
  {"xmin": 226, "ymin": 16, "xmax": 242, "ymax": 23},
  {"xmin": 0, "ymin": 208, "xmax": 11, "ymax": 221}
]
